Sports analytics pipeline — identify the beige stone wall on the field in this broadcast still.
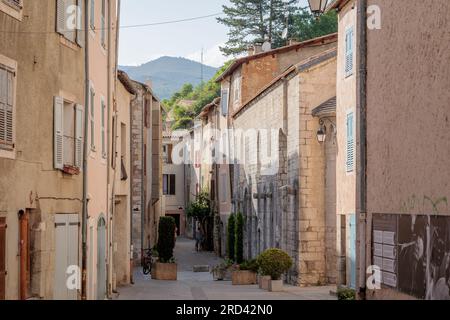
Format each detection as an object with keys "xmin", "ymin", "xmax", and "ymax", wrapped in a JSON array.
[{"xmin": 297, "ymin": 58, "xmax": 337, "ymax": 286}]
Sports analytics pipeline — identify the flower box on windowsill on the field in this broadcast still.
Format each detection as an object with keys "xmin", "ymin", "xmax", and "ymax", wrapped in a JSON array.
[{"xmin": 63, "ymin": 165, "xmax": 80, "ymax": 176}]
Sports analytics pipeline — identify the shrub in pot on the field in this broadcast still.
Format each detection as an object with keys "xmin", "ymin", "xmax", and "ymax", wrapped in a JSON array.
[
  {"xmin": 211, "ymin": 259, "xmax": 236, "ymax": 281},
  {"xmin": 227, "ymin": 214, "xmax": 236, "ymax": 262},
  {"xmin": 232, "ymin": 259, "xmax": 259, "ymax": 285},
  {"xmin": 257, "ymin": 248, "xmax": 293, "ymax": 292},
  {"xmin": 235, "ymin": 212, "xmax": 244, "ymax": 264},
  {"xmin": 154, "ymin": 216, "xmax": 177, "ymax": 280}
]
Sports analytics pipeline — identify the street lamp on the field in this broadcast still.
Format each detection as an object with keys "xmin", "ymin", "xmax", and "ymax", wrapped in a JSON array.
[
  {"xmin": 307, "ymin": 0, "xmax": 329, "ymax": 16},
  {"xmin": 316, "ymin": 124, "xmax": 327, "ymax": 143}
]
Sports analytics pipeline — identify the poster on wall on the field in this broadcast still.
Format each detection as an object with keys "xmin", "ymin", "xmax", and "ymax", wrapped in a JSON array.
[{"xmin": 372, "ymin": 214, "xmax": 450, "ymax": 300}]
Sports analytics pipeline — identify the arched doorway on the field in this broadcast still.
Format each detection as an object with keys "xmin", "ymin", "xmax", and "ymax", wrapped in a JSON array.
[{"xmin": 97, "ymin": 216, "xmax": 106, "ymax": 300}]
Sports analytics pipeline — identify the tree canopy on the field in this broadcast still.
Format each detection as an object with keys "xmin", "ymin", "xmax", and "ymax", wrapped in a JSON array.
[{"xmin": 217, "ymin": 1, "xmax": 337, "ymax": 56}]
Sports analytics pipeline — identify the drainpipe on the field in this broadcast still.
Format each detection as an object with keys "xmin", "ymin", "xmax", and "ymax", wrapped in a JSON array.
[
  {"xmin": 357, "ymin": 0, "xmax": 368, "ymax": 300},
  {"xmin": 81, "ymin": 0, "xmax": 90, "ymax": 301}
]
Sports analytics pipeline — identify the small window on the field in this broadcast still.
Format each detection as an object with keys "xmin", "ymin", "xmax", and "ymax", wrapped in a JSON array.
[
  {"xmin": 163, "ymin": 174, "xmax": 176, "ymax": 195},
  {"xmin": 345, "ymin": 27, "xmax": 354, "ymax": 77},
  {"xmin": 346, "ymin": 112, "xmax": 355, "ymax": 172},
  {"xmin": 100, "ymin": 0, "xmax": 106, "ymax": 47},
  {"xmin": 233, "ymin": 77, "xmax": 241, "ymax": 104},
  {"xmin": 101, "ymin": 98, "xmax": 106, "ymax": 158},
  {"xmin": 221, "ymin": 88, "xmax": 229, "ymax": 116},
  {"xmin": 0, "ymin": 0, "xmax": 23, "ymax": 20}
]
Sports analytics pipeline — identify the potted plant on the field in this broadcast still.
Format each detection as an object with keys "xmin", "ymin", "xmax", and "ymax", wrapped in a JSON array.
[
  {"xmin": 257, "ymin": 248, "xmax": 293, "ymax": 292},
  {"xmin": 153, "ymin": 216, "xmax": 177, "ymax": 280},
  {"xmin": 211, "ymin": 259, "xmax": 236, "ymax": 281},
  {"xmin": 232, "ymin": 259, "xmax": 259, "ymax": 285}
]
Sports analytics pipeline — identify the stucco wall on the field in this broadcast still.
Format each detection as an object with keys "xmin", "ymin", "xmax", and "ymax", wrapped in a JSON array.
[
  {"xmin": 365, "ymin": 0, "xmax": 450, "ymax": 300},
  {"xmin": 0, "ymin": 0, "xmax": 85, "ymax": 299}
]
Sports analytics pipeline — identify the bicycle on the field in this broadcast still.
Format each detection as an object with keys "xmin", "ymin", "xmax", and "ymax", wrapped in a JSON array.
[{"xmin": 142, "ymin": 248, "xmax": 154, "ymax": 275}]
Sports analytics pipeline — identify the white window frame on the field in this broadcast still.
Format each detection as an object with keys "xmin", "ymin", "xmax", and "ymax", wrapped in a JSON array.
[
  {"xmin": 100, "ymin": 97, "xmax": 106, "ymax": 159},
  {"xmin": 0, "ymin": 54, "xmax": 17, "ymax": 160},
  {"xmin": 221, "ymin": 88, "xmax": 229, "ymax": 116},
  {"xmin": 89, "ymin": 84, "xmax": 96, "ymax": 152}
]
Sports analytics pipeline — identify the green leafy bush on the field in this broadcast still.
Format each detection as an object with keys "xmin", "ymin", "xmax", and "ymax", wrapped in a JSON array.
[
  {"xmin": 337, "ymin": 288, "xmax": 356, "ymax": 300},
  {"xmin": 257, "ymin": 248, "xmax": 293, "ymax": 280},
  {"xmin": 227, "ymin": 214, "xmax": 236, "ymax": 262},
  {"xmin": 235, "ymin": 212, "xmax": 244, "ymax": 264},
  {"xmin": 239, "ymin": 259, "xmax": 259, "ymax": 273},
  {"xmin": 157, "ymin": 216, "xmax": 176, "ymax": 263}
]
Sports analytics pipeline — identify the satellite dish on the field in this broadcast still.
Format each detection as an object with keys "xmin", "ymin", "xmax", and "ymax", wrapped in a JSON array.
[
  {"xmin": 282, "ymin": 28, "xmax": 288, "ymax": 40},
  {"xmin": 261, "ymin": 41, "xmax": 272, "ymax": 52}
]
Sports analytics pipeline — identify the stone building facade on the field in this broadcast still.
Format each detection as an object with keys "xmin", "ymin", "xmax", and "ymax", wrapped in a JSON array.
[
  {"xmin": 231, "ymin": 46, "xmax": 337, "ymax": 286},
  {"xmin": 130, "ymin": 81, "xmax": 161, "ymax": 265}
]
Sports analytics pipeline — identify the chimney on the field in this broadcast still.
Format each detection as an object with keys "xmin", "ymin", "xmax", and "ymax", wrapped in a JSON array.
[{"xmin": 247, "ymin": 43, "xmax": 263, "ymax": 56}]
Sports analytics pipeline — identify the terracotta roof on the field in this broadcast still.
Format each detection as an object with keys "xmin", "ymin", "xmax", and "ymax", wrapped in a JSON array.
[
  {"xmin": 117, "ymin": 70, "xmax": 136, "ymax": 95},
  {"xmin": 232, "ymin": 47, "xmax": 337, "ymax": 119},
  {"xmin": 312, "ymin": 97, "xmax": 336, "ymax": 117},
  {"xmin": 215, "ymin": 33, "xmax": 338, "ymax": 82},
  {"xmin": 199, "ymin": 97, "xmax": 221, "ymax": 118},
  {"xmin": 326, "ymin": 0, "xmax": 351, "ymax": 11}
]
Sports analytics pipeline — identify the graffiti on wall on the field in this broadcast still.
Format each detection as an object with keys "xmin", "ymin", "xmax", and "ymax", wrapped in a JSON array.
[{"xmin": 373, "ymin": 213, "xmax": 450, "ymax": 300}]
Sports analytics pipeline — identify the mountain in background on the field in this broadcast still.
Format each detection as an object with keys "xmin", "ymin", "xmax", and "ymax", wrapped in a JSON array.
[{"xmin": 120, "ymin": 56, "xmax": 218, "ymax": 100}]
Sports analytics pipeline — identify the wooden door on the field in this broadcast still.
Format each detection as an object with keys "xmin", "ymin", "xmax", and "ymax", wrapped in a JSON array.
[
  {"xmin": 54, "ymin": 214, "xmax": 79, "ymax": 300},
  {"xmin": 97, "ymin": 217, "xmax": 106, "ymax": 300},
  {"xmin": 19, "ymin": 212, "xmax": 30, "ymax": 300}
]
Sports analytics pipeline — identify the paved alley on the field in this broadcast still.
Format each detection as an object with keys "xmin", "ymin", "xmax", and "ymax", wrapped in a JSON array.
[{"xmin": 113, "ymin": 237, "xmax": 336, "ymax": 300}]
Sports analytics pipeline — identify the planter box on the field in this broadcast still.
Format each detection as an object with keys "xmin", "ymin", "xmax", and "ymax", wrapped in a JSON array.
[
  {"xmin": 153, "ymin": 262, "xmax": 177, "ymax": 280},
  {"xmin": 232, "ymin": 271, "xmax": 257, "ymax": 285},
  {"xmin": 258, "ymin": 275, "xmax": 271, "ymax": 290},
  {"xmin": 269, "ymin": 279, "xmax": 283, "ymax": 292}
]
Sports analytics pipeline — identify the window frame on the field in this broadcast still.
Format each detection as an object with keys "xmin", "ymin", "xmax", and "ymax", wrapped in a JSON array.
[
  {"xmin": 346, "ymin": 110, "xmax": 355, "ymax": 173},
  {"xmin": 163, "ymin": 174, "xmax": 176, "ymax": 196},
  {"xmin": 0, "ymin": 0, "xmax": 23, "ymax": 21},
  {"xmin": 0, "ymin": 55, "xmax": 17, "ymax": 159},
  {"xmin": 345, "ymin": 26, "xmax": 354, "ymax": 78},
  {"xmin": 89, "ymin": 85, "xmax": 96, "ymax": 152}
]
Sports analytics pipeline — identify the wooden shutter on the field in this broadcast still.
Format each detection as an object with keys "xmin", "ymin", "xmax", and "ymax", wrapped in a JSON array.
[
  {"xmin": 346, "ymin": 112, "xmax": 354, "ymax": 172},
  {"xmin": 90, "ymin": 88, "xmax": 95, "ymax": 149},
  {"xmin": 221, "ymin": 89, "xmax": 229, "ymax": 116},
  {"xmin": 345, "ymin": 27, "xmax": 354, "ymax": 77},
  {"xmin": 101, "ymin": 100, "xmax": 106, "ymax": 158},
  {"xmin": 75, "ymin": 104, "xmax": 83, "ymax": 169},
  {"xmin": 167, "ymin": 144, "xmax": 173, "ymax": 164},
  {"xmin": 101, "ymin": 0, "xmax": 106, "ymax": 47},
  {"xmin": 90, "ymin": 0, "xmax": 95, "ymax": 29},
  {"xmin": 54, "ymin": 96, "xmax": 64, "ymax": 170},
  {"xmin": 111, "ymin": 114, "xmax": 117, "ymax": 168},
  {"xmin": 76, "ymin": 0, "xmax": 84, "ymax": 47},
  {"xmin": 56, "ymin": 0, "xmax": 66, "ymax": 35},
  {"xmin": 169, "ymin": 174, "xmax": 176, "ymax": 195},
  {"xmin": 0, "ymin": 217, "xmax": 6, "ymax": 300}
]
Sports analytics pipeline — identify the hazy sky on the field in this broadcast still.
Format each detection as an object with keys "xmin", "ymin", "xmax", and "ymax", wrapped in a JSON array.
[{"xmin": 119, "ymin": 0, "xmax": 309, "ymax": 68}]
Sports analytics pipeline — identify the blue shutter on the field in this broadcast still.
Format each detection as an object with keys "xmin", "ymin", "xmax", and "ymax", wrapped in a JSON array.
[
  {"xmin": 345, "ymin": 27, "xmax": 354, "ymax": 77},
  {"xmin": 346, "ymin": 112, "xmax": 354, "ymax": 172}
]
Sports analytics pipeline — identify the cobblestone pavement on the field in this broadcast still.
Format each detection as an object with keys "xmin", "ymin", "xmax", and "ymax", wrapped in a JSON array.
[{"xmin": 113, "ymin": 237, "xmax": 336, "ymax": 300}]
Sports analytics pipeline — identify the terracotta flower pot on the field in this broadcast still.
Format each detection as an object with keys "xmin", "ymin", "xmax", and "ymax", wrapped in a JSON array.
[
  {"xmin": 259, "ymin": 275, "xmax": 271, "ymax": 290},
  {"xmin": 153, "ymin": 262, "xmax": 177, "ymax": 280},
  {"xmin": 232, "ymin": 270, "xmax": 257, "ymax": 285},
  {"xmin": 269, "ymin": 279, "xmax": 283, "ymax": 292}
]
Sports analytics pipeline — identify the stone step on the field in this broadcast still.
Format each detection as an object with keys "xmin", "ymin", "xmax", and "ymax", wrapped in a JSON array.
[{"xmin": 193, "ymin": 265, "xmax": 210, "ymax": 272}]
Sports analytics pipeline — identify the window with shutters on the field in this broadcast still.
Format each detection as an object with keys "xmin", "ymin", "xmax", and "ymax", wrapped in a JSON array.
[
  {"xmin": 101, "ymin": 98, "xmax": 106, "ymax": 158},
  {"xmin": 54, "ymin": 96, "xmax": 83, "ymax": 173},
  {"xmin": 221, "ymin": 88, "xmax": 229, "ymax": 116},
  {"xmin": 233, "ymin": 76, "xmax": 241, "ymax": 104},
  {"xmin": 0, "ymin": 62, "xmax": 15, "ymax": 156},
  {"xmin": 163, "ymin": 174, "xmax": 176, "ymax": 195},
  {"xmin": 90, "ymin": 86, "xmax": 95, "ymax": 151},
  {"xmin": 345, "ymin": 26, "xmax": 354, "ymax": 78},
  {"xmin": 346, "ymin": 111, "xmax": 355, "ymax": 173},
  {"xmin": 0, "ymin": 0, "xmax": 23, "ymax": 20},
  {"xmin": 89, "ymin": 0, "xmax": 95, "ymax": 30},
  {"xmin": 100, "ymin": 0, "xmax": 106, "ymax": 48},
  {"xmin": 56, "ymin": 0, "xmax": 84, "ymax": 47}
]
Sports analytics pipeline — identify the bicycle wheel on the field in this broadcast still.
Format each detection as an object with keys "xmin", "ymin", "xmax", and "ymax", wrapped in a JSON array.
[{"xmin": 143, "ymin": 260, "xmax": 151, "ymax": 275}]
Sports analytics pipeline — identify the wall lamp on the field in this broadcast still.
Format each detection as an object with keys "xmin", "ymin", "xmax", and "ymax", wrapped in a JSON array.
[
  {"xmin": 316, "ymin": 118, "xmax": 336, "ymax": 144},
  {"xmin": 307, "ymin": 0, "xmax": 329, "ymax": 17}
]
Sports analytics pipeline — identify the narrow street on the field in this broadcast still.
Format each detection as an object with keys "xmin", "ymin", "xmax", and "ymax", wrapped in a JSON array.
[{"xmin": 114, "ymin": 237, "xmax": 336, "ymax": 300}]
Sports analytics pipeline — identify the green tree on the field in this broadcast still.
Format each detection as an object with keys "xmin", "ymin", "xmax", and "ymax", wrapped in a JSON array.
[
  {"xmin": 217, "ymin": 0, "xmax": 298, "ymax": 56},
  {"xmin": 227, "ymin": 214, "xmax": 236, "ymax": 262},
  {"xmin": 157, "ymin": 216, "xmax": 176, "ymax": 263},
  {"xmin": 289, "ymin": 8, "xmax": 338, "ymax": 43},
  {"xmin": 235, "ymin": 212, "xmax": 244, "ymax": 264}
]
